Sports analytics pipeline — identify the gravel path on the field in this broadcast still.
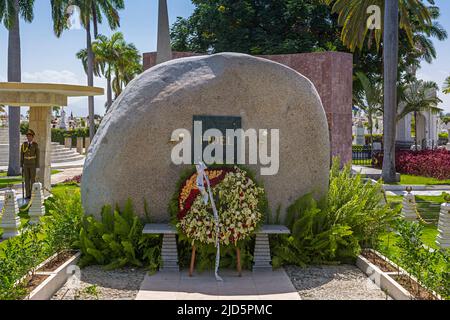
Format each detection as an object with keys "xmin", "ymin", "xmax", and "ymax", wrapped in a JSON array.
[
  {"xmin": 285, "ymin": 265, "xmax": 390, "ymax": 300},
  {"xmin": 52, "ymin": 266, "xmax": 147, "ymax": 300}
]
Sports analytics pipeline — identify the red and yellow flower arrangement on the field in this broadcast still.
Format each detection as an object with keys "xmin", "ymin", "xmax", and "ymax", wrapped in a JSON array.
[{"xmin": 177, "ymin": 167, "xmax": 265, "ymax": 246}]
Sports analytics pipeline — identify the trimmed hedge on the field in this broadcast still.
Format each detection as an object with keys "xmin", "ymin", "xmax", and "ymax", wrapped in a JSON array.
[{"xmin": 51, "ymin": 128, "xmax": 90, "ymax": 147}]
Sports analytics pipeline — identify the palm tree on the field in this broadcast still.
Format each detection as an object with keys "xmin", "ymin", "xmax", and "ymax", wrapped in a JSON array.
[
  {"xmin": 444, "ymin": 76, "xmax": 450, "ymax": 94},
  {"xmin": 355, "ymin": 72, "xmax": 383, "ymax": 150},
  {"xmin": 77, "ymin": 32, "xmax": 141, "ymax": 110},
  {"xmin": 111, "ymin": 42, "xmax": 141, "ymax": 100},
  {"xmin": 322, "ymin": 0, "xmax": 433, "ymax": 52},
  {"xmin": 1, "ymin": 0, "xmax": 35, "ymax": 176},
  {"xmin": 51, "ymin": 0, "xmax": 124, "ymax": 140},
  {"xmin": 323, "ymin": 0, "xmax": 436, "ymax": 182},
  {"xmin": 382, "ymin": 0, "xmax": 399, "ymax": 182},
  {"xmin": 397, "ymin": 80, "xmax": 442, "ymax": 148}
]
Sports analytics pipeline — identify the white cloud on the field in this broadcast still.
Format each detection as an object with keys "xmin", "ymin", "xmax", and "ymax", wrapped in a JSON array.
[
  {"xmin": 23, "ymin": 70, "xmax": 83, "ymax": 85},
  {"xmin": 20, "ymin": 70, "xmax": 108, "ymax": 117}
]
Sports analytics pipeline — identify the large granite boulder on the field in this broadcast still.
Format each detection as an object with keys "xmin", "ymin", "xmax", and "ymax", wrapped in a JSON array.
[{"xmin": 82, "ymin": 53, "xmax": 330, "ymax": 222}]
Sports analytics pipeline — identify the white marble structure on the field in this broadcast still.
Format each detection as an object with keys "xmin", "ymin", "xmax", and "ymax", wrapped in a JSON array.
[
  {"xmin": 401, "ymin": 188, "xmax": 418, "ymax": 222},
  {"xmin": 0, "ymin": 190, "xmax": 21, "ymax": 239},
  {"xmin": 60, "ymin": 108, "xmax": 68, "ymax": 130},
  {"xmin": 29, "ymin": 182, "xmax": 45, "ymax": 225},
  {"xmin": 437, "ymin": 202, "xmax": 450, "ymax": 249},
  {"xmin": 355, "ymin": 121, "xmax": 365, "ymax": 146},
  {"xmin": 396, "ymin": 105, "xmax": 440, "ymax": 149}
]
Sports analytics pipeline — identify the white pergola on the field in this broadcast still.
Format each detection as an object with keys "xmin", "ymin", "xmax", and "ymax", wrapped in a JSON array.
[{"xmin": 0, "ymin": 82, "xmax": 104, "ymax": 193}]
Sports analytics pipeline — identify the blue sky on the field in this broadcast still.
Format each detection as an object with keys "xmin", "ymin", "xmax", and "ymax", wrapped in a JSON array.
[{"xmin": 0, "ymin": 0, "xmax": 449, "ymax": 116}]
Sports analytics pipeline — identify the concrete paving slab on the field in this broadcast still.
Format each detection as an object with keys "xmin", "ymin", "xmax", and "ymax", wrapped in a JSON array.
[{"xmin": 136, "ymin": 269, "xmax": 300, "ymax": 300}]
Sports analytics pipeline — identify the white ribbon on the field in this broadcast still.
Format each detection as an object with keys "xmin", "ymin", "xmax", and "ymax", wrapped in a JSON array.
[{"xmin": 196, "ymin": 162, "xmax": 223, "ymax": 282}]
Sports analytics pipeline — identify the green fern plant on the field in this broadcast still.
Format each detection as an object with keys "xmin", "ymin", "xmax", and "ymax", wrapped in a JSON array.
[
  {"xmin": 77, "ymin": 199, "xmax": 161, "ymax": 271},
  {"xmin": 272, "ymin": 158, "xmax": 398, "ymax": 267}
]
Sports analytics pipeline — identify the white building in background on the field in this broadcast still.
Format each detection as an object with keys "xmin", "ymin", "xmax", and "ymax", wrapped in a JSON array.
[
  {"xmin": 353, "ymin": 107, "xmax": 441, "ymax": 149},
  {"xmin": 396, "ymin": 109, "xmax": 440, "ymax": 149}
]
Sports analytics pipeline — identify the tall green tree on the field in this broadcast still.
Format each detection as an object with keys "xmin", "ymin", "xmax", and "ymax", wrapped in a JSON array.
[
  {"xmin": 322, "ymin": 0, "xmax": 433, "ymax": 51},
  {"xmin": 110, "ymin": 41, "xmax": 141, "ymax": 100},
  {"xmin": 171, "ymin": 0, "xmax": 347, "ymax": 55},
  {"xmin": 51, "ymin": 0, "xmax": 124, "ymax": 140},
  {"xmin": 0, "ymin": 0, "xmax": 35, "ymax": 176},
  {"xmin": 397, "ymin": 80, "xmax": 442, "ymax": 148},
  {"xmin": 324, "ymin": 0, "xmax": 437, "ymax": 182},
  {"xmin": 355, "ymin": 72, "xmax": 383, "ymax": 150},
  {"xmin": 444, "ymin": 76, "xmax": 450, "ymax": 94},
  {"xmin": 77, "ymin": 32, "xmax": 141, "ymax": 110}
]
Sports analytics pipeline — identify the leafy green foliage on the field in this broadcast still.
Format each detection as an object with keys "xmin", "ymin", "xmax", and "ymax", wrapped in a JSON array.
[
  {"xmin": 171, "ymin": 0, "xmax": 346, "ymax": 55},
  {"xmin": 0, "ymin": 224, "xmax": 47, "ymax": 300},
  {"xmin": 273, "ymin": 159, "xmax": 398, "ymax": 267},
  {"xmin": 394, "ymin": 220, "xmax": 449, "ymax": 299},
  {"xmin": 78, "ymin": 200, "xmax": 161, "ymax": 271},
  {"xmin": 42, "ymin": 189, "xmax": 84, "ymax": 255},
  {"xmin": 0, "ymin": 191, "xmax": 83, "ymax": 300}
]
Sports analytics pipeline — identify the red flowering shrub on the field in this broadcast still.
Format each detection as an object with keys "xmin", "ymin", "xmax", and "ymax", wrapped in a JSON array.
[
  {"xmin": 63, "ymin": 175, "xmax": 82, "ymax": 184},
  {"xmin": 396, "ymin": 150, "xmax": 450, "ymax": 180}
]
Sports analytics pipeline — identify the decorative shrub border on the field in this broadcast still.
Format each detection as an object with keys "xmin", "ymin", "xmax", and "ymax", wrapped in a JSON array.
[
  {"xmin": 356, "ymin": 249, "xmax": 442, "ymax": 300},
  {"xmin": 24, "ymin": 251, "xmax": 81, "ymax": 300}
]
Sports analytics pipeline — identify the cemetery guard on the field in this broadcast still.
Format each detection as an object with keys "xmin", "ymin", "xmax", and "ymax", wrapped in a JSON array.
[{"xmin": 20, "ymin": 129, "xmax": 40, "ymax": 200}]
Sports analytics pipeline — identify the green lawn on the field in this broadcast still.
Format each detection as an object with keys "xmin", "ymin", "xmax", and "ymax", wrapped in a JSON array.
[
  {"xmin": 387, "ymin": 194, "xmax": 445, "ymax": 223},
  {"xmin": 389, "ymin": 175, "xmax": 450, "ymax": 186},
  {"xmin": 0, "ymin": 170, "xmax": 61, "ymax": 189},
  {"xmin": 0, "ymin": 183, "xmax": 80, "ymax": 249},
  {"xmin": 383, "ymin": 194, "xmax": 443, "ymax": 251}
]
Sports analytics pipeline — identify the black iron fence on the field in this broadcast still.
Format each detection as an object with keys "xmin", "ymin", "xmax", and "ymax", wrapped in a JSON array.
[{"xmin": 352, "ymin": 146, "xmax": 374, "ymax": 166}]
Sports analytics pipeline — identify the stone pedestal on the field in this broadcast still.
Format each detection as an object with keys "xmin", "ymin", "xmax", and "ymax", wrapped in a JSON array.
[
  {"xmin": 64, "ymin": 137, "xmax": 72, "ymax": 149},
  {"xmin": 29, "ymin": 182, "xmax": 45, "ymax": 225},
  {"xmin": 355, "ymin": 124, "xmax": 365, "ymax": 146},
  {"xmin": 76, "ymin": 137, "xmax": 83, "ymax": 155},
  {"xmin": 437, "ymin": 203, "xmax": 450, "ymax": 249},
  {"xmin": 160, "ymin": 234, "xmax": 179, "ymax": 272},
  {"xmin": 401, "ymin": 189, "xmax": 418, "ymax": 222},
  {"xmin": 253, "ymin": 234, "xmax": 272, "ymax": 271},
  {"xmin": 84, "ymin": 137, "xmax": 91, "ymax": 154},
  {"xmin": 0, "ymin": 190, "xmax": 21, "ymax": 239},
  {"xmin": 29, "ymin": 107, "xmax": 52, "ymax": 197},
  {"xmin": 446, "ymin": 130, "xmax": 450, "ymax": 151}
]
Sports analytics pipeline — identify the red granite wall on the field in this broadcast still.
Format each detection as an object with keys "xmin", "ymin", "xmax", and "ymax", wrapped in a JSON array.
[{"xmin": 143, "ymin": 51, "xmax": 353, "ymax": 164}]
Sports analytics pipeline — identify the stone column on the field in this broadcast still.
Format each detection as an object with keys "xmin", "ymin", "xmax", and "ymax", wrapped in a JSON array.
[
  {"xmin": 0, "ymin": 190, "xmax": 21, "ymax": 239},
  {"xmin": 64, "ymin": 137, "xmax": 72, "ymax": 149},
  {"xmin": 29, "ymin": 107, "xmax": 52, "ymax": 196},
  {"xmin": 156, "ymin": 0, "xmax": 172, "ymax": 64},
  {"xmin": 355, "ymin": 122, "xmax": 365, "ymax": 146},
  {"xmin": 446, "ymin": 129, "xmax": 450, "ymax": 151},
  {"xmin": 253, "ymin": 234, "xmax": 272, "ymax": 271},
  {"xmin": 84, "ymin": 137, "xmax": 91, "ymax": 154},
  {"xmin": 76, "ymin": 137, "xmax": 84, "ymax": 154},
  {"xmin": 160, "ymin": 234, "xmax": 179, "ymax": 272},
  {"xmin": 437, "ymin": 203, "xmax": 450, "ymax": 249},
  {"xmin": 29, "ymin": 182, "xmax": 45, "ymax": 225},
  {"xmin": 401, "ymin": 188, "xmax": 418, "ymax": 222}
]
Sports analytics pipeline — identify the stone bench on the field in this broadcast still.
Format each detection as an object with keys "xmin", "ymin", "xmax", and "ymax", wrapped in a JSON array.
[{"xmin": 143, "ymin": 224, "xmax": 290, "ymax": 273}]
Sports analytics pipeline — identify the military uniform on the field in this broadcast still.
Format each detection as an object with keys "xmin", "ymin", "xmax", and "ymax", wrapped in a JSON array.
[{"xmin": 20, "ymin": 130, "xmax": 40, "ymax": 199}]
